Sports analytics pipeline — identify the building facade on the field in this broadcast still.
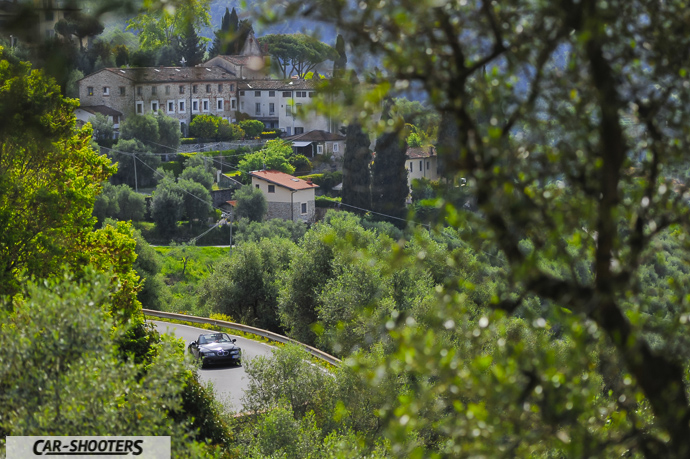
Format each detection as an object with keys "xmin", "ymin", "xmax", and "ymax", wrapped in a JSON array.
[
  {"xmin": 250, "ymin": 170, "xmax": 318, "ymax": 222},
  {"xmin": 405, "ymin": 146, "xmax": 439, "ymax": 188},
  {"xmin": 77, "ymin": 66, "xmax": 339, "ymax": 137},
  {"xmin": 285, "ymin": 130, "xmax": 345, "ymax": 158},
  {"xmin": 77, "ymin": 66, "xmax": 239, "ymax": 136}
]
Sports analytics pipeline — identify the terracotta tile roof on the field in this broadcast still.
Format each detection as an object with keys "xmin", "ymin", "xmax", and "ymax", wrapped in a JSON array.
[
  {"xmin": 250, "ymin": 170, "xmax": 319, "ymax": 191},
  {"xmin": 406, "ymin": 146, "xmax": 437, "ymax": 159},
  {"xmin": 97, "ymin": 66, "xmax": 237, "ymax": 83},
  {"xmin": 79, "ymin": 105, "xmax": 123, "ymax": 116},
  {"xmin": 285, "ymin": 130, "xmax": 345, "ymax": 142},
  {"xmin": 238, "ymin": 79, "xmax": 318, "ymax": 91}
]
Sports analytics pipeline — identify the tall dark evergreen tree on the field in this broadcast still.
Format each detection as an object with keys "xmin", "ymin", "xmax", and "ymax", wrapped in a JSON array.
[
  {"xmin": 333, "ymin": 34, "xmax": 347, "ymax": 78},
  {"xmin": 229, "ymin": 19, "xmax": 252, "ymax": 55},
  {"xmin": 177, "ymin": 21, "xmax": 205, "ymax": 67},
  {"xmin": 342, "ymin": 122, "xmax": 372, "ymax": 211},
  {"xmin": 209, "ymin": 8, "xmax": 233, "ymax": 57},
  {"xmin": 372, "ymin": 99, "xmax": 409, "ymax": 223}
]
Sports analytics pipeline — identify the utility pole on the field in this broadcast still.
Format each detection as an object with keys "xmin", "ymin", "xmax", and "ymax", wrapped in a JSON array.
[
  {"xmin": 229, "ymin": 206, "xmax": 233, "ymax": 248},
  {"xmin": 133, "ymin": 154, "xmax": 138, "ymax": 192}
]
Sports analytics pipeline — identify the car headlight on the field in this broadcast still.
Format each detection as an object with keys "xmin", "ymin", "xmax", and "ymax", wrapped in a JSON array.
[{"xmin": 201, "ymin": 351, "xmax": 216, "ymax": 357}]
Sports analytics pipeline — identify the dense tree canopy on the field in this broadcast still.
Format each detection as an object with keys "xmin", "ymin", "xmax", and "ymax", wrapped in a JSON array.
[
  {"xmin": 0, "ymin": 47, "xmax": 114, "ymax": 297},
  {"xmin": 260, "ymin": 0, "xmax": 690, "ymax": 456},
  {"xmin": 259, "ymin": 34, "xmax": 336, "ymax": 79},
  {"xmin": 126, "ymin": 0, "xmax": 211, "ymax": 51},
  {"xmin": 233, "ymin": 185, "xmax": 268, "ymax": 222},
  {"xmin": 238, "ymin": 139, "xmax": 296, "ymax": 175}
]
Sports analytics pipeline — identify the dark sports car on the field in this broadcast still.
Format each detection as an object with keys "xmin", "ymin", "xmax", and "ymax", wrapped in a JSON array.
[{"xmin": 188, "ymin": 332, "xmax": 242, "ymax": 367}]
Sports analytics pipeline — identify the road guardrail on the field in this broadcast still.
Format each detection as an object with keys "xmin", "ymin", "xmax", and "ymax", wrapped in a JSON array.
[{"xmin": 143, "ymin": 309, "xmax": 342, "ymax": 367}]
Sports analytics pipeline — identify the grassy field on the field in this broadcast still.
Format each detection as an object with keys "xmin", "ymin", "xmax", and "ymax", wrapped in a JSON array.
[{"xmin": 154, "ymin": 245, "xmax": 230, "ymax": 316}]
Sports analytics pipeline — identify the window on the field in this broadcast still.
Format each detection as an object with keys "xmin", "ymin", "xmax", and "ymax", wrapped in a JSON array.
[
  {"xmin": 217, "ymin": 99, "xmax": 224, "ymax": 110},
  {"xmin": 426, "ymin": 161, "xmax": 430, "ymax": 170},
  {"xmin": 230, "ymin": 84, "xmax": 235, "ymax": 91},
  {"xmin": 103, "ymin": 87, "xmax": 110, "ymax": 96},
  {"xmin": 317, "ymin": 144, "xmax": 323, "ymax": 154},
  {"xmin": 256, "ymin": 103, "xmax": 261, "ymax": 115},
  {"xmin": 295, "ymin": 91, "xmax": 307, "ymax": 98},
  {"xmin": 255, "ymin": 91, "xmax": 261, "ymax": 97},
  {"xmin": 239, "ymin": 91, "xmax": 245, "ymax": 96},
  {"xmin": 119, "ymin": 86, "xmax": 126, "ymax": 96},
  {"xmin": 269, "ymin": 91, "xmax": 275, "ymax": 97},
  {"xmin": 179, "ymin": 100, "xmax": 186, "ymax": 112},
  {"xmin": 167, "ymin": 101, "xmax": 175, "ymax": 113},
  {"xmin": 193, "ymin": 85, "xmax": 198, "ymax": 94},
  {"xmin": 218, "ymin": 84, "xmax": 223, "ymax": 92},
  {"xmin": 137, "ymin": 87, "xmax": 142, "ymax": 96},
  {"xmin": 165, "ymin": 86, "xmax": 170, "ymax": 95},
  {"xmin": 333, "ymin": 143, "xmax": 339, "ymax": 152},
  {"xmin": 420, "ymin": 160, "xmax": 423, "ymax": 172},
  {"xmin": 151, "ymin": 101, "xmax": 159, "ymax": 112},
  {"xmin": 409, "ymin": 162, "xmax": 413, "ymax": 172},
  {"xmin": 202, "ymin": 100, "xmax": 209, "ymax": 112},
  {"xmin": 151, "ymin": 86, "xmax": 157, "ymax": 95},
  {"xmin": 295, "ymin": 103, "xmax": 302, "ymax": 113},
  {"xmin": 231, "ymin": 99, "xmax": 236, "ymax": 109},
  {"xmin": 240, "ymin": 101, "xmax": 244, "ymax": 111},
  {"xmin": 255, "ymin": 184, "xmax": 260, "ymax": 189},
  {"xmin": 206, "ymin": 84, "xmax": 211, "ymax": 93},
  {"xmin": 269, "ymin": 103, "xmax": 275, "ymax": 115},
  {"xmin": 179, "ymin": 86, "xmax": 185, "ymax": 94},
  {"xmin": 87, "ymin": 87, "xmax": 94, "ymax": 96},
  {"xmin": 282, "ymin": 91, "xmax": 291, "ymax": 97},
  {"xmin": 136, "ymin": 101, "xmax": 143, "ymax": 114},
  {"xmin": 301, "ymin": 203, "xmax": 307, "ymax": 214},
  {"xmin": 268, "ymin": 185, "xmax": 275, "ymax": 193},
  {"xmin": 309, "ymin": 92, "xmax": 315, "ymax": 98},
  {"xmin": 192, "ymin": 100, "xmax": 199, "ymax": 112},
  {"xmin": 294, "ymin": 127, "xmax": 304, "ymax": 134},
  {"xmin": 286, "ymin": 105, "xmax": 292, "ymax": 117}
]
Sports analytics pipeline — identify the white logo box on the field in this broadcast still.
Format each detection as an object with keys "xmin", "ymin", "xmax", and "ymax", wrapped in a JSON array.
[{"xmin": 5, "ymin": 436, "xmax": 171, "ymax": 459}]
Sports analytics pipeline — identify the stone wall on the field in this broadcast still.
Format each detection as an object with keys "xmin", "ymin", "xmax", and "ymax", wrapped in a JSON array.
[
  {"xmin": 211, "ymin": 189, "xmax": 236, "ymax": 208},
  {"xmin": 266, "ymin": 200, "xmax": 316, "ymax": 222}
]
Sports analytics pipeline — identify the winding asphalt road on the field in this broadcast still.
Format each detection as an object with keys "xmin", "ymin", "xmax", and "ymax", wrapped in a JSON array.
[{"xmin": 150, "ymin": 320, "xmax": 276, "ymax": 410}]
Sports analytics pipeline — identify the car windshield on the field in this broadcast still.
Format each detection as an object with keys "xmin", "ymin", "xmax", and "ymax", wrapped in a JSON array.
[{"xmin": 198, "ymin": 333, "xmax": 232, "ymax": 345}]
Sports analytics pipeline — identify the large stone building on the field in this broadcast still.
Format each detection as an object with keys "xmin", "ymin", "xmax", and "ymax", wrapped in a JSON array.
[
  {"xmin": 77, "ymin": 65, "xmax": 338, "ymax": 137},
  {"xmin": 78, "ymin": 66, "xmax": 239, "ymax": 136}
]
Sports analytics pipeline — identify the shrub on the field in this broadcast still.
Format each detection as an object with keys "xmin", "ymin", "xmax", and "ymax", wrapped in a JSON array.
[
  {"xmin": 218, "ymin": 121, "xmax": 244, "ymax": 141},
  {"xmin": 190, "ymin": 114, "xmax": 220, "ymax": 140},
  {"xmin": 260, "ymin": 131, "xmax": 281, "ymax": 139},
  {"xmin": 315, "ymin": 195, "xmax": 341, "ymax": 208},
  {"xmin": 289, "ymin": 154, "xmax": 312, "ymax": 175},
  {"xmin": 239, "ymin": 119, "xmax": 266, "ymax": 138},
  {"xmin": 159, "ymin": 161, "xmax": 183, "ymax": 178}
]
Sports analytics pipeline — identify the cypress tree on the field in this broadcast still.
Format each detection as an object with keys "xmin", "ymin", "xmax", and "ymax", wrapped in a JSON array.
[
  {"xmin": 333, "ymin": 34, "xmax": 347, "ymax": 78},
  {"xmin": 177, "ymin": 21, "xmax": 205, "ymax": 67},
  {"xmin": 342, "ymin": 122, "xmax": 372, "ymax": 211},
  {"xmin": 372, "ymin": 99, "xmax": 409, "ymax": 223},
  {"xmin": 209, "ymin": 8, "xmax": 231, "ymax": 57}
]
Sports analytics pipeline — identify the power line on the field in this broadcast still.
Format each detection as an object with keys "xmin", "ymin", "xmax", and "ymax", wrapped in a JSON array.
[{"xmin": 101, "ymin": 145, "xmax": 235, "ymax": 217}]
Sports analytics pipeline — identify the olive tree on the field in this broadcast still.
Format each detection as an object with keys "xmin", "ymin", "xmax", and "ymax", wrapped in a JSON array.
[{"xmin": 262, "ymin": 0, "xmax": 690, "ymax": 456}]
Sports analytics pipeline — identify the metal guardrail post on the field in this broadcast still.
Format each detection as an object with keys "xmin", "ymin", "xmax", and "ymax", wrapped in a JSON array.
[{"xmin": 143, "ymin": 309, "xmax": 342, "ymax": 367}]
